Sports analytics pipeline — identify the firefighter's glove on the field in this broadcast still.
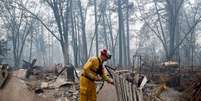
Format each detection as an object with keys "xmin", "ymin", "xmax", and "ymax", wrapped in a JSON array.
[
  {"xmin": 107, "ymin": 78, "xmax": 114, "ymax": 85},
  {"xmin": 94, "ymin": 76, "xmax": 102, "ymax": 81}
]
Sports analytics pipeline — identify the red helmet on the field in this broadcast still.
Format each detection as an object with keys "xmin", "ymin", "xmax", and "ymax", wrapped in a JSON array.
[{"xmin": 100, "ymin": 49, "xmax": 112, "ymax": 59}]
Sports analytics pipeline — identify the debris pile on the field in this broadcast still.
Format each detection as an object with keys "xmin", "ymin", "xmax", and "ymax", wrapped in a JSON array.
[
  {"xmin": 143, "ymin": 83, "xmax": 181, "ymax": 101},
  {"xmin": 1, "ymin": 62, "xmax": 201, "ymax": 101},
  {"xmin": 181, "ymin": 75, "xmax": 201, "ymax": 101},
  {"xmin": 24, "ymin": 70, "xmax": 79, "ymax": 101},
  {"xmin": 0, "ymin": 63, "xmax": 80, "ymax": 101}
]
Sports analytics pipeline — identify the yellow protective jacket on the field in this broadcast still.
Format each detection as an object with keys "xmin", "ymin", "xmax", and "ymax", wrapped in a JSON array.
[{"xmin": 80, "ymin": 56, "xmax": 109, "ymax": 101}]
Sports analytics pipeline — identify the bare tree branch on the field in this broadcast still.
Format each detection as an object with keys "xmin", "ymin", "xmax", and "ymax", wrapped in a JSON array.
[{"xmin": 13, "ymin": 1, "xmax": 61, "ymax": 41}]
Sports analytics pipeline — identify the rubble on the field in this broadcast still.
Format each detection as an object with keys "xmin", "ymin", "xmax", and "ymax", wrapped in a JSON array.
[
  {"xmin": 13, "ymin": 69, "xmax": 27, "ymax": 79},
  {"xmin": 0, "ymin": 62, "xmax": 81, "ymax": 101},
  {"xmin": 143, "ymin": 83, "xmax": 181, "ymax": 101},
  {"xmin": 25, "ymin": 74, "xmax": 79, "ymax": 101},
  {"xmin": 181, "ymin": 74, "xmax": 201, "ymax": 101},
  {"xmin": 50, "ymin": 77, "xmax": 74, "ymax": 88},
  {"xmin": 0, "ymin": 63, "xmax": 199, "ymax": 101}
]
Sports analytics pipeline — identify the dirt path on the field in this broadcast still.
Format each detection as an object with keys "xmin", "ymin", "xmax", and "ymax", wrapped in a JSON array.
[{"xmin": 0, "ymin": 76, "xmax": 55, "ymax": 101}]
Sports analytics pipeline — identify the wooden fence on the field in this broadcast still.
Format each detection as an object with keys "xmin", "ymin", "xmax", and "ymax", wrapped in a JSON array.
[{"xmin": 112, "ymin": 71, "xmax": 144, "ymax": 101}]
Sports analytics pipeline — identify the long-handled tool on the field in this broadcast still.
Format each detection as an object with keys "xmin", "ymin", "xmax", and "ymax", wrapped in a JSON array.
[{"xmin": 96, "ymin": 65, "xmax": 116, "ymax": 94}]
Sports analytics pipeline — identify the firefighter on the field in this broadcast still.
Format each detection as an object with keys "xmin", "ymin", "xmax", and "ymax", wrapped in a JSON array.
[{"xmin": 80, "ymin": 49, "xmax": 114, "ymax": 101}]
